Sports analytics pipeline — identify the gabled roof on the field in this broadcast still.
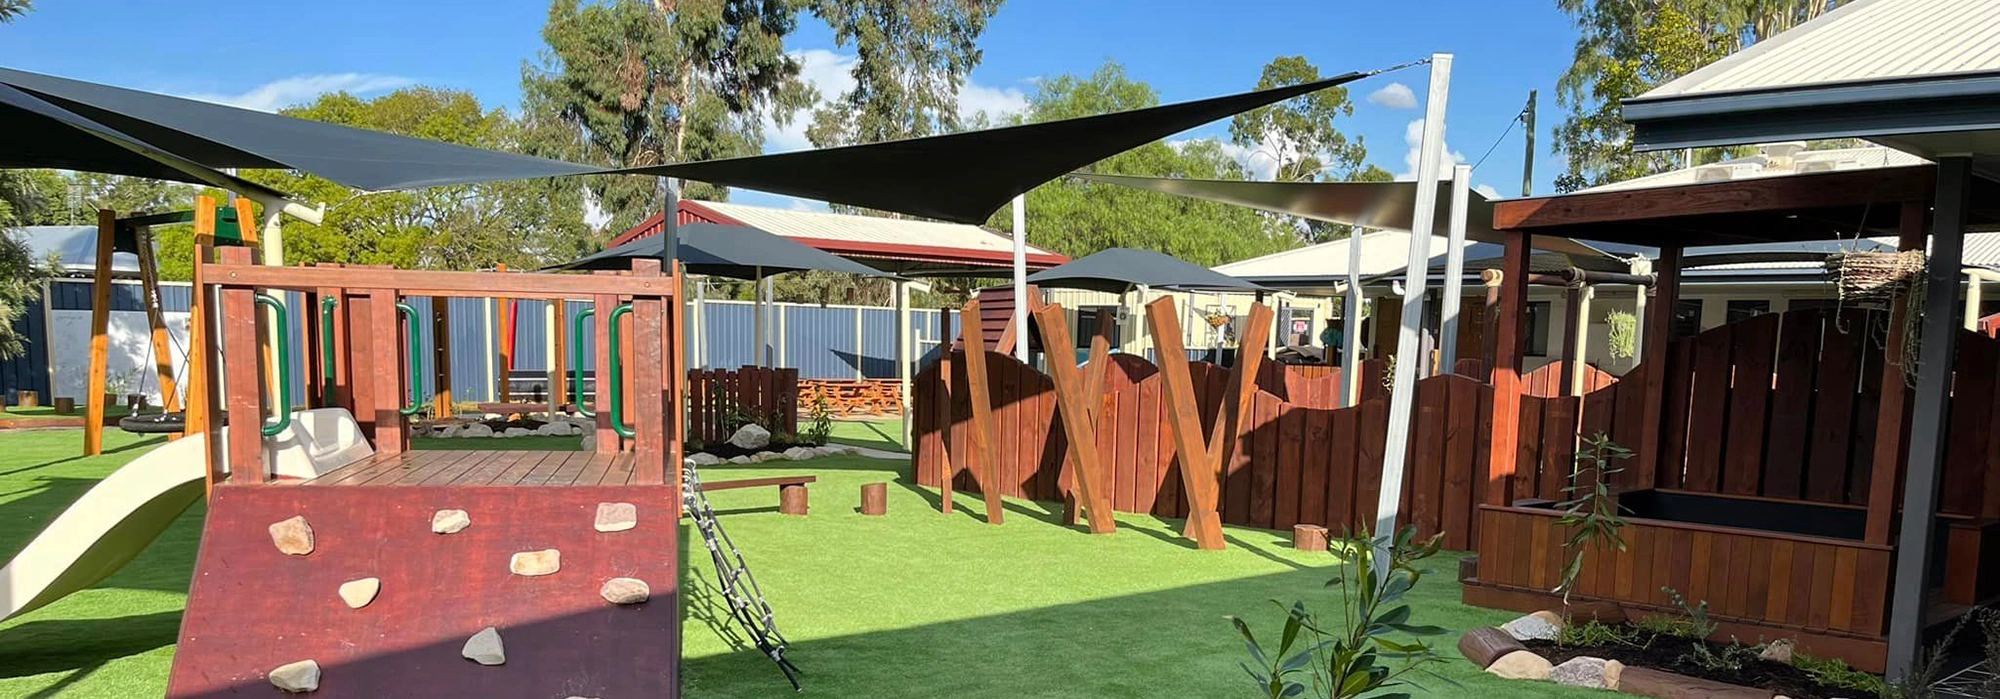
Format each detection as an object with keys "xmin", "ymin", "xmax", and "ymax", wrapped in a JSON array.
[
  {"xmin": 1642, "ymin": 0, "xmax": 2000, "ymax": 100},
  {"xmin": 611, "ymin": 200, "xmax": 1066, "ymax": 277},
  {"xmin": 1213, "ymin": 231, "xmax": 1641, "ymax": 293},
  {"xmin": 11, "ymin": 225, "xmax": 139, "ymax": 276},
  {"xmin": 1580, "ymin": 145, "xmax": 1928, "ymax": 193}
]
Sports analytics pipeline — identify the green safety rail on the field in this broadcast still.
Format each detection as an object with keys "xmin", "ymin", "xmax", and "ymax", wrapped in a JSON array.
[
  {"xmin": 570, "ymin": 308, "xmax": 596, "ymax": 418},
  {"xmin": 253, "ymin": 295, "xmax": 291, "ymax": 436},
  {"xmin": 319, "ymin": 297, "xmax": 338, "ymax": 406},
  {"xmin": 396, "ymin": 302, "xmax": 423, "ymax": 416},
  {"xmin": 605, "ymin": 305, "xmax": 634, "ymax": 438}
]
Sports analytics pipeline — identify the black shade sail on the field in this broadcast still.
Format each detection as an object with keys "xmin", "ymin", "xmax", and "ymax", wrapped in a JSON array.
[
  {"xmin": 0, "ymin": 67, "xmax": 598, "ymax": 191},
  {"xmin": 1026, "ymin": 247, "xmax": 1267, "ymax": 294},
  {"xmin": 550, "ymin": 223, "xmax": 892, "ymax": 280},
  {"xmin": 608, "ymin": 66, "xmax": 1409, "ymax": 223}
]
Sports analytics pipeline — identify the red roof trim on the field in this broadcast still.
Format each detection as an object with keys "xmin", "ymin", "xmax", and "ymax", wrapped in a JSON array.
[{"xmin": 604, "ymin": 200, "xmax": 1069, "ymax": 270}]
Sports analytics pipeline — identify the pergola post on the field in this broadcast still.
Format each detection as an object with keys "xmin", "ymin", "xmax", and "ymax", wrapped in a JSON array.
[
  {"xmin": 1341, "ymin": 229, "xmax": 1367, "ymax": 407},
  {"xmin": 1886, "ymin": 156, "xmax": 1972, "ymax": 680},
  {"xmin": 896, "ymin": 279, "xmax": 912, "ymax": 449},
  {"xmin": 83, "ymin": 209, "xmax": 116, "ymax": 456},
  {"xmin": 1485, "ymin": 230, "xmax": 1531, "ymax": 507},
  {"xmin": 1866, "ymin": 200, "xmax": 1931, "ymax": 546},
  {"xmin": 1636, "ymin": 246, "xmax": 1681, "ymax": 489},
  {"xmin": 1560, "ymin": 279, "xmax": 1590, "ymax": 397}
]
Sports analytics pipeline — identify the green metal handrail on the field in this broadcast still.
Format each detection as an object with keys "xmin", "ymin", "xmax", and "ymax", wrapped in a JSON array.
[
  {"xmin": 606, "ymin": 304, "xmax": 634, "ymax": 438},
  {"xmin": 319, "ymin": 297, "xmax": 338, "ymax": 406},
  {"xmin": 254, "ymin": 295, "xmax": 292, "ymax": 436},
  {"xmin": 570, "ymin": 308, "xmax": 596, "ymax": 418},
  {"xmin": 396, "ymin": 302, "xmax": 423, "ymax": 416}
]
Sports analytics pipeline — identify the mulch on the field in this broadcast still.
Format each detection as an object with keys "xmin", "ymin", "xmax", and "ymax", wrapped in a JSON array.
[{"xmin": 1526, "ymin": 632, "xmax": 1862, "ymax": 699}]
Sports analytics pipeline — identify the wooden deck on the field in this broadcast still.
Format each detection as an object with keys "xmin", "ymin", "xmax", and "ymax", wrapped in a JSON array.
[{"xmin": 298, "ymin": 450, "xmax": 642, "ymax": 487}]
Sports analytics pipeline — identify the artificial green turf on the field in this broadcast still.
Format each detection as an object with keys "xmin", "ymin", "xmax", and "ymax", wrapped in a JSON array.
[
  {"xmin": 3, "ymin": 404, "xmax": 153, "ymax": 420},
  {"xmin": 825, "ymin": 417, "xmax": 905, "ymax": 452},
  {"xmin": 0, "ymin": 428, "xmax": 1604, "ymax": 698}
]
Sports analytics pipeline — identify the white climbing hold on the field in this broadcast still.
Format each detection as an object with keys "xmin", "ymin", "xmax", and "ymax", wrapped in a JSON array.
[
  {"xmin": 595, "ymin": 503, "xmax": 638, "ymax": 533},
  {"xmin": 338, "ymin": 577, "xmax": 380, "ymax": 609},
  {"xmin": 510, "ymin": 549, "xmax": 561, "ymax": 576},
  {"xmin": 268, "ymin": 659, "xmax": 321, "ymax": 692},
  {"xmin": 600, "ymin": 577, "xmax": 651, "ymax": 605},
  {"xmin": 432, "ymin": 509, "xmax": 471, "ymax": 534},
  {"xmin": 462, "ymin": 626, "xmax": 506, "ymax": 666},
  {"xmin": 268, "ymin": 516, "xmax": 315, "ymax": 556}
]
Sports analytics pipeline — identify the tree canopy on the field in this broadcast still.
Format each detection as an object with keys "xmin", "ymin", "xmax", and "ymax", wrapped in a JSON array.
[
  {"xmin": 804, "ymin": 0, "xmax": 1005, "ymax": 148},
  {"xmin": 1229, "ymin": 55, "xmax": 1391, "ymax": 244}
]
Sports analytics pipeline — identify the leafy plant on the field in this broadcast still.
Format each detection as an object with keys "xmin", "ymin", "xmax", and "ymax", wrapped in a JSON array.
[
  {"xmin": 1605, "ymin": 309, "xmax": 1637, "ymax": 360},
  {"xmin": 1556, "ymin": 620, "xmax": 1638, "ymax": 648},
  {"xmin": 1680, "ymin": 637, "xmax": 1759, "ymax": 674},
  {"xmin": 1553, "ymin": 432, "xmax": 1632, "ymax": 602},
  {"xmin": 804, "ymin": 393, "xmax": 834, "ymax": 446},
  {"xmin": 1655, "ymin": 587, "xmax": 1717, "ymax": 640},
  {"xmin": 1227, "ymin": 526, "xmax": 1457, "ymax": 699},
  {"xmin": 1794, "ymin": 653, "xmax": 1887, "ymax": 697}
]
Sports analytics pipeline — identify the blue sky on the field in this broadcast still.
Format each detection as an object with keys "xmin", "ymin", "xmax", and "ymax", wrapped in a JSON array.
[{"xmin": 0, "ymin": 0, "xmax": 1583, "ymax": 214}]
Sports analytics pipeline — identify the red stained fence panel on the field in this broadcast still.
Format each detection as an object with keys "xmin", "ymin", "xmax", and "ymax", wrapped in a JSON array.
[{"xmin": 687, "ymin": 366, "xmax": 797, "ymax": 446}]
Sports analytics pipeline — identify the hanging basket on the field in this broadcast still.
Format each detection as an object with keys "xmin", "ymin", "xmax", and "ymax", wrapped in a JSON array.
[
  {"xmin": 1205, "ymin": 313, "xmax": 1231, "ymax": 328},
  {"xmin": 1825, "ymin": 250, "xmax": 1926, "ymax": 306}
]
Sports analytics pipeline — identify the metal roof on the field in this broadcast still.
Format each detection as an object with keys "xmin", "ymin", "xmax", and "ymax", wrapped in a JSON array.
[
  {"xmin": 610, "ymin": 199, "xmax": 1067, "ymax": 277},
  {"xmin": 10, "ymin": 225, "xmax": 139, "ymax": 276},
  {"xmin": 1643, "ymin": 0, "xmax": 2000, "ymax": 100},
  {"xmin": 1580, "ymin": 144, "xmax": 1928, "ymax": 193}
]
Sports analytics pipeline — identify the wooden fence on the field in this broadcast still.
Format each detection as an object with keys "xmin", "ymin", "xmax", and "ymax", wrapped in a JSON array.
[{"xmin": 687, "ymin": 366, "xmax": 798, "ymax": 445}]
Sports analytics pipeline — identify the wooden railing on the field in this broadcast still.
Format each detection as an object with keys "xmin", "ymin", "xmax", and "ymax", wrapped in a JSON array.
[{"xmin": 688, "ymin": 366, "xmax": 798, "ymax": 445}]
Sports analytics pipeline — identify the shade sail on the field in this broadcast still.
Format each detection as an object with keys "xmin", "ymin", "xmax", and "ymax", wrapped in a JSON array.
[
  {"xmin": 1074, "ymin": 173, "xmax": 1616, "ymax": 260},
  {"xmin": 607, "ymin": 65, "xmax": 1410, "ymax": 223},
  {"xmin": 0, "ymin": 67, "xmax": 598, "ymax": 191},
  {"xmin": 550, "ymin": 222, "xmax": 892, "ymax": 280},
  {"xmin": 0, "ymin": 81, "xmax": 291, "ymax": 201},
  {"xmin": 1026, "ymin": 247, "xmax": 1267, "ymax": 294}
]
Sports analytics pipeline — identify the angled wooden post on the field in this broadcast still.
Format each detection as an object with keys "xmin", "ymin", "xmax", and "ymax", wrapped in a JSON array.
[
  {"xmin": 1062, "ymin": 310, "xmax": 1116, "ymax": 525},
  {"xmin": 936, "ymin": 306, "xmax": 955, "ymax": 515},
  {"xmin": 135, "ymin": 226, "xmax": 181, "ymax": 413},
  {"xmin": 1207, "ymin": 303, "xmax": 1273, "ymax": 502},
  {"xmin": 1636, "ymin": 246, "xmax": 1682, "ymax": 489},
  {"xmin": 1866, "ymin": 200, "xmax": 1930, "ymax": 545},
  {"xmin": 186, "ymin": 199, "xmax": 222, "ymax": 490},
  {"xmin": 83, "ymin": 209, "xmax": 117, "ymax": 456},
  {"xmin": 957, "ymin": 297, "xmax": 1005, "ymax": 524},
  {"xmin": 1032, "ymin": 303, "xmax": 1116, "ymax": 534},
  {"xmin": 1145, "ymin": 296, "xmax": 1227, "ymax": 550}
]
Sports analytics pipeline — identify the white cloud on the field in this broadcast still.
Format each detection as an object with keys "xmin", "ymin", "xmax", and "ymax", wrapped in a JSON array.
[
  {"xmin": 1475, "ymin": 183, "xmax": 1501, "ymax": 199},
  {"xmin": 1367, "ymin": 82, "xmax": 1417, "ymax": 110},
  {"xmin": 1398, "ymin": 118, "xmax": 1467, "ymax": 180},
  {"xmin": 178, "ymin": 73, "xmax": 416, "ymax": 112},
  {"xmin": 761, "ymin": 48, "xmax": 1027, "ymax": 154}
]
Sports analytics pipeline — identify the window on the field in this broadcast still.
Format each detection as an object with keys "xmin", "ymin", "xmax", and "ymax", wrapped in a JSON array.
[
  {"xmin": 1672, "ymin": 299, "xmax": 1703, "ymax": 338},
  {"xmin": 1726, "ymin": 299, "xmax": 1771, "ymax": 324},
  {"xmin": 1525, "ymin": 301, "xmax": 1551, "ymax": 356},
  {"xmin": 1074, "ymin": 307, "xmax": 1120, "ymax": 348}
]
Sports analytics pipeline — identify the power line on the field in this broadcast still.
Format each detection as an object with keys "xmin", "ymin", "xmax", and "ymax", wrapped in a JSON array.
[{"xmin": 1468, "ymin": 111, "xmax": 1523, "ymax": 174}]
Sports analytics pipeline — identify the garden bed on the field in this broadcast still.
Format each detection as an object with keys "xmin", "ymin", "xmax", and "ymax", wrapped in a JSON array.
[{"xmin": 1526, "ymin": 630, "xmax": 1869, "ymax": 699}]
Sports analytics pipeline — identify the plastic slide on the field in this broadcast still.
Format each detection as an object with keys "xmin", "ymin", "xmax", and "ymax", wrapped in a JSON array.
[{"xmin": 0, "ymin": 408, "xmax": 373, "ymax": 622}]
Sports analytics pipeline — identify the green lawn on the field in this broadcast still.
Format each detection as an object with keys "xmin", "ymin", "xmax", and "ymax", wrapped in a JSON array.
[
  {"xmin": 0, "ymin": 427, "xmax": 1601, "ymax": 698},
  {"xmin": 825, "ymin": 417, "xmax": 905, "ymax": 452},
  {"xmin": 3, "ymin": 404, "xmax": 153, "ymax": 421}
]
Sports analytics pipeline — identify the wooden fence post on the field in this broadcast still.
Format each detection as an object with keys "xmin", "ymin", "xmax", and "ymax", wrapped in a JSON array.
[
  {"xmin": 1032, "ymin": 302, "xmax": 1116, "ymax": 534},
  {"xmin": 956, "ymin": 297, "xmax": 1005, "ymax": 524}
]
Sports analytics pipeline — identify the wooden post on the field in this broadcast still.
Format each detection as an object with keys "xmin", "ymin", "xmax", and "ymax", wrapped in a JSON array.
[
  {"xmin": 1479, "ymin": 269, "xmax": 1503, "ymax": 377},
  {"xmin": 1032, "ymin": 302, "xmax": 1117, "ymax": 534},
  {"xmin": 345, "ymin": 291, "xmax": 378, "ymax": 438},
  {"xmin": 369, "ymin": 288, "xmax": 407, "ymax": 454},
  {"xmin": 937, "ymin": 306, "xmax": 955, "ymax": 515},
  {"xmin": 83, "ymin": 209, "xmax": 116, "ymax": 456},
  {"xmin": 1144, "ymin": 296, "xmax": 1227, "ymax": 550},
  {"xmin": 593, "ymin": 282, "xmax": 619, "ymax": 455},
  {"xmin": 1560, "ymin": 281, "xmax": 1588, "ymax": 397},
  {"xmin": 134, "ymin": 226, "xmax": 181, "ymax": 413},
  {"xmin": 1865, "ymin": 201, "xmax": 1930, "ymax": 545},
  {"xmin": 549, "ymin": 299, "xmax": 565, "ymax": 416},
  {"xmin": 186, "ymin": 199, "xmax": 220, "ymax": 487},
  {"xmin": 431, "ymin": 297, "xmax": 454, "ymax": 418},
  {"xmin": 861, "ymin": 482, "xmax": 888, "ymax": 516},
  {"xmin": 780, "ymin": 484, "xmax": 809, "ymax": 516},
  {"xmin": 217, "ymin": 246, "xmax": 265, "ymax": 484},
  {"xmin": 1636, "ymin": 246, "xmax": 1682, "ymax": 489},
  {"xmin": 1293, "ymin": 524, "xmax": 1329, "ymax": 552},
  {"xmin": 496, "ymin": 264, "xmax": 513, "ymax": 403},
  {"xmin": 1062, "ymin": 310, "xmax": 1116, "ymax": 524},
  {"xmin": 630, "ymin": 259, "xmax": 667, "ymax": 486},
  {"xmin": 957, "ymin": 297, "xmax": 1005, "ymax": 524},
  {"xmin": 1485, "ymin": 230, "xmax": 1532, "ymax": 507}
]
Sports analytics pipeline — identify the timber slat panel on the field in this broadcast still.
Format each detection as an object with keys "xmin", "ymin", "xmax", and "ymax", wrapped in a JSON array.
[
  {"xmin": 1300, "ymin": 409, "xmax": 1330, "ymax": 529},
  {"xmin": 1275, "ymin": 403, "xmax": 1305, "ymax": 531},
  {"xmin": 1409, "ymin": 379, "xmax": 1445, "ymax": 540},
  {"xmin": 1944, "ymin": 331, "xmax": 1998, "ymax": 515},
  {"xmin": 1764, "ymin": 311, "xmax": 1821, "ymax": 499},
  {"xmin": 1443, "ymin": 377, "xmax": 1477, "ymax": 549},
  {"xmin": 1807, "ymin": 311, "xmax": 1866, "ymax": 503},
  {"xmin": 1723, "ymin": 314, "xmax": 1780, "ymax": 496},
  {"xmin": 1684, "ymin": 328, "xmax": 1733, "ymax": 491},
  {"xmin": 1249, "ymin": 393, "xmax": 1278, "ymax": 529}
]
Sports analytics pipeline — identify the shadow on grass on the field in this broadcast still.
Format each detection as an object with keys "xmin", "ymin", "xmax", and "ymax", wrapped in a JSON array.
[
  {"xmin": 0, "ymin": 610, "xmax": 181, "ymax": 680},
  {"xmin": 0, "ymin": 436, "xmax": 166, "ymax": 478},
  {"xmin": 826, "ymin": 420, "xmax": 904, "ymax": 453}
]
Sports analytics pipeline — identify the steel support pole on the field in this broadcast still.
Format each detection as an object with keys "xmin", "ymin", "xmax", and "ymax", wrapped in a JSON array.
[
  {"xmin": 1012, "ymin": 193, "xmax": 1029, "ymax": 362},
  {"xmin": 1374, "ymin": 53, "xmax": 1452, "ymax": 549},
  {"xmin": 1439, "ymin": 164, "xmax": 1471, "ymax": 371},
  {"xmin": 897, "ymin": 279, "xmax": 912, "ymax": 449},
  {"xmin": 1887, "ymin": 156, "xmax": 1971, "ymax": 680},
  {"xmin": 1342, "ymin": 228, "xmax": 1366, "ymax": 406}
]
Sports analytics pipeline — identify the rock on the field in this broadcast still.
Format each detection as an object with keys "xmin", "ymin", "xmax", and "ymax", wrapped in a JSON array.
[
  {"xmin": 836, "ymin": 446, "xmax": 860, "ymax": 455},
  {"xmin": 1500, "ymin": 613, "xmax": 1560, "ymax": 642},
  {"xmin": 1604, "ymin": 660, "xmax": 1624, "ymax": 690},
  {"xmin": 338, "ymin": 577, "xmax": 380, "ymax": 609},
  {"xmin": 460, "ymin": 424, "xmax": 493, "ymax": 438},
  {"xmin": 502, "ymin": 427, "xmax": 532, "ymax": 438},
  {"xmin": 269, "ymin": 659, "xmax": 321, "ymax": 692},
  {"xmin": 1551, "ymin": 657, "xmax": 1610, "ymax": 688},
  {"xmin": 1484, "ymin": 650, "xmax": 1552, "ymax": 681},
  {"xmin": 1456, "ymin": 627, "xmax": 1526, "ymax": 669},
  {"xmin": 1530, "ymin": 610, "xmax": 1566, "ymax": 630},
  {"xmin": 462, "ymin": 627, "xmax": 506, "ymax": 666},
  {"xmin": 268, "ymin": 516, "xmax": 315, "ymax": 556},
  {"xmin": 595, "ymin": 502, "xmax": 637, "ymax": 533},
  {"xmin": 509, "ymin": 549, "xmax": 560, "ymax": 576},
  {"xmin": 728, "ymin": 455, "xmax": 753, "ymax": 465},
  {"xmin": 750, "ymin": 451, "xmax": 781, "ymax": 463},
  {"xmin": 579, "ymin": 434, "xmax": 596, "ymax": 451},
  {"xmin": 1761, "ymin": 638, "xmax": 1796, "ymax": 665},
  {"xmin": 535, "ymin": 423, "xmax": 565, "ymax": 436},
  {"xmin": 783, "ymin": 446, "xmax": 815, "ymax": 461},
  {"xmin": 600, "ymin": 577, "xmax": 651, "ymax": 605},
  {"xmin": 729, "ymin": 423, "xmax": 772, "ymax": 450},
  {"xmin": 812, "ymin": 446, "xmax": 840, "ymax": 457},
  {"xmin": 438, "ymin": 424, "xmax": 462, "ymax": 438},
  {"xmin": 688, "ymin": 452, "xmax": 723, "ymax": 467},
  {"xmin": 432, "ymin": 509, "xmax": 471, "ymax": 534}
]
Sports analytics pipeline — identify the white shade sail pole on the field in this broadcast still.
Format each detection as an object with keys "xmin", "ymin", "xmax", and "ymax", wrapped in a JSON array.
[
  {"xmin": 753, "ymin": 266, "xmax": 766, "ymax": 368},
  {"xmin": 1438, "ymin": 164, "xmax": 1472, "ymax": 371},
  {"xmin": 1374, "ymin": 53, "xmax": 1452, "ymax": 549},
  {"xmin": 1012, "ymin": 193, "xmax": 1029, "ymax": 362},
  {"xmin": 896, "ymin": 279, "xmax": 913, "ymax": 448},
  {"xmin": 1342, "ymin": 228, "xmax": 1366, "ymax": 407}
]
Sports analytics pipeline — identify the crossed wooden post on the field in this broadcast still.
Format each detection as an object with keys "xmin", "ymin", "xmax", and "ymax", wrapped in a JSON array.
[
  {"xmin": 952, "ymin": 297, "xmax": 1006, "ymax": 525},
  {"xmin": 1032, "ymin": 303, "xmax": 1117, "ymax": 534},
  {"xmin": 1144, "ymin": 297, "xmax": 1273, "ymax": 551}
]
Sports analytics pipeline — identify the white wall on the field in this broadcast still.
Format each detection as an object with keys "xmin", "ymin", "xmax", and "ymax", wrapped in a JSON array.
[{"xmin": 48, "ymin": 309, "xmax": 190, "ymax": 405}]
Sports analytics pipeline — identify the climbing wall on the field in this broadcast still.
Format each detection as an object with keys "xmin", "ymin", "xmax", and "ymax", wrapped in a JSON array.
[{"xmin": 165, "ymin": 485, "xmax": 680, "ymax": 698}]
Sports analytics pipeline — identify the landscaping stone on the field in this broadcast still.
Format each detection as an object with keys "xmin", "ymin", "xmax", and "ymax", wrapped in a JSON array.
[
  {"xmin": 595, "ymin": 502, "xmax": 637, "ymax": 533},
  {"xmin": 579, "ymin": 434, "xmax": 596, "ymax": 451},
  {"xmin": 438, "ymin": 424, "xmax": 461, "ymax": 438},
  {"xmin": 534, "ymin": 423, "xmax": 564, "ymax": 436},
  {"xmin": 432, "ymin": 509, "xmax": 471, "ymax": 534},
  {"xmin": 269, "ymin": 659, "xmax": 321, "ymax": 692},
  {"xmin": 268, "ymin": 516, "xmax": 315, "ymax": 556},
  {"xmin": 1604, "ymin": 660, "xmax": 1624, "ymax": 690},
  {"xmin": 1500, "ymin": 613, "xmax": 1560, "ymax": 641},
  {"xmin": 751, "ymin": 451, "xmax": 782, "ymax": 463},
  {"xmin": 1530, "ymin": 609, "xmax": 1566, "ymax": 630},
  {"xmin": 783, "ymin": 446, "xmax": 815, "ymax": 461},
  {"xmin": 812, "ymin": 445, "xmax": 840, "ymax": 457},
  {"xmin": 462, "ymin": 627, "xmax": 505, "ymax": 666},
  {"xmin": 1484, "ymin": 650, "xmax": 1552, "ymax": 680},
  {"xmin": 502, "ymin": 427, "xmax": 532, "ymax": 438},
  {"xmin": 1550, "ymin": 657, "xmax": 1610, "ymax": 689},
  {"xmin": 688, "ymin": 452, "xmax": 723, "ymax": 467},
  {"xmin": 510, "ymin": 549, "xmax": 561, "ymax": 576},
  {"xmin": 338, "ymin": 577, "xmax": 380, "ymax": 609},
  {"xmin": 461, "ymin": 424, "xmax": 493, "ymax": 438},
  {"xmin": 600, "ymin": 577, "xmax": 650, "ymax": 605},
  {"xmin": 728, "ymin": 455, "xmax": 753, "ymax": 465},
  {"xmin": 1455, "ymin": 627, "xmax": 1525, "ymax": 669},
  {"xmin": 729, "ymin": 423, "xmax": 772, "ymax": 449},
  {"xmin": 1760, "ymin": 638, "xmax": 1796, "ymax": 665},
  {"xmin": 1617, "ymin": 666, "xmax": 1770, "ymax": 699}
]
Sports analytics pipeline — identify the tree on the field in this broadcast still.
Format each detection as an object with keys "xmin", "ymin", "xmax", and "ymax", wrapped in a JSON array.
[
  {"xmin": 0, "ymin": 0, "xmax": 29, "ymax": 22},
  {"xmin": 1228, "ymin": 55, "xmax": 1391, "ymax": 244},
  {"xmin": 1552, "ymin": 0, "xmax": 1842, "ymax": 191},
  {"xmin": 0, "ymin": 0, "xmax": 56, "ymax": 360},
  {"xmin": 805, "ymin": 0, "xmax": 1005, "ymax": 148}
]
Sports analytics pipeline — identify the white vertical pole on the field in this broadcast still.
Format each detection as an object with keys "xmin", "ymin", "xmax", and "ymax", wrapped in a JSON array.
[
  {"xmin": 482, "ymin": 298, "xmax": 496, "ymax": 403},
  {"xmin": 896, "ymin": 280, "xmax": 912, "ymax": 448},
  {"xmin": 545, "ymin": 301, "xmax": 559, "ymax": 416},
  {"xmin": 694, "ymin": 278, "xmax": 707, "ymax": 369},
  {"xmin": 1438, "ymin": 164, "xmax": 1471, "ymax": 371},
  {"xmin": 854, "ymin": 304, "xmax": 865, "ymax": 380},
  {"xmin": 1012, "ymin": 193, "xmax": 1029, "ymax": 362},
  {"xmin": 1964, "ymin": 271, "xmax": 1982, "ymax": 330},
  {"xmin": 1375, "ymin": 53, "xmax": 1452, "ymax": 548},
  {"xmin": 1342, "ymin": 228, "xmax": 1366, "ymax": 407},
  {"xmin": 753, "ymin": 271, "xmax": 767, "ymax": 366}
]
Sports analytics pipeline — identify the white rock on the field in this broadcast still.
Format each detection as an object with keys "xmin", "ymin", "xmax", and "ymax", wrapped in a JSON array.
[
  {"xmin": 1529, "ymin": 609, "xmax": 1566, "ymax": 630},
  {"xmin": 783, "ymin": 446, "xmax": 815, "ymax": 461},
  {"xmin": 1761, "ymin": 638, "xmax": 1796, "ymax": 665},
  {"xmin": 432, "ymin": 509, "xmax": 471, "ymax": 534},
  {"xmin": 594, "ymin": 502, "xmax": 637, "ymax": 533},
  {"xmin": 1550, "ymin": 657, "xmax": 1609, "ymax": 688},
  {"xmin": 729, "ymin": 423, "xmax": 772, "ymax": 450},
  {"xmin": 338, "ymin": 577, "xmax": 380, "ymax": 609},
  {"xmin": 502, "ymin": 427, "xmax": 532, "ymax": 438},
  {"xmin": 269, "ymin": 659, "xmax": 321, "ymax": 692},
  {"xmin": 1485, "ymin": 650, "xmax": 1553, "ymax": 680},
  {"xmin": 438, "ymin": 424, "xmax": 462, "ymax": 438},
  {"xmin": 462, "ymin": 626, "xmax": 506, "ymax": 666},
  {"xmin": 535, "ymin": 423, "xmax": 564, "ymax": 436},
  {"xmin": 689, "ymin": 452, "xmax": 723, "ymax": 467},
  {"xmin": 836, "ymin": 446, "xmax": 859, "ymax": 455},
  {"xmin": 460, "ymin": 424, "xmax": 493, "ymax": 438},
  {"xmin": 812, "ymin": 446, "xmax": 839, "ymax": 457},
  {"xmin": 268, "ymin": 516, "xmax": 314, "ymax": 556},
  {"xmin": 509, "ymin": 549, "xmax": 561, "ymax": 576},
  {"xmin": 1501, "ymin": 614, "xmax": 1560, "ymax": 642},
  {"xmin": 600, "ymin": 577, "xmax": 651, "ymax": 605},
  {"xmin": 728, "ymin": 455, "xmax": 753, "ymax": 465},
  {"xmin": 580, "ymin": 434, "xmax": 596, "ymax": 451},
  {"xmin": 1604, "ymin": 660, "xmax": 1624, "ymax": 691}
]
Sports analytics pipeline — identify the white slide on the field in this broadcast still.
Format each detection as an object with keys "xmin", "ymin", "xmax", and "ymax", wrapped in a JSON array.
[{"xmin": 0, "ymin": 408, "xmax": 374, "ymax": 622}]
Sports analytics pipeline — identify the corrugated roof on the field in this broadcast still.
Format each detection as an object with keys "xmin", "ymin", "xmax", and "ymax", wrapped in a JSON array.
[
  {"xmin": 1214, "ymin": 231, "xmax": 1467, "ymax": 279},
  {"xmin": 691, "ymin": 200, "xmax": 1057, "ymax": 258},
  {"xmin": 1643, "ymin": 0, "xmax": 2000, "ymax": 99},
  {"xmin": 1581, "ymin": 145, "xmax": 1928, "ymax": 193},
  {"xmin": 10, "ymin": 225, "xmax": 139, "ymax": 276}
]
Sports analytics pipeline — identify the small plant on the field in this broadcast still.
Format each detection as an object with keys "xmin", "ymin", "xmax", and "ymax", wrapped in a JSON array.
[
  {"xmin": 1657, "ymin": 587, "xmax": 1718, "ymax": 640},
  {"xmin": 803, "ymin": 394, "xmax": 833, "ymax": 446},
  {"xmin": 1556, "ymin": 619, "xmax": 1638, "ymax": 648},
  {"xmin": 104, "ymin": 367, "xmax": 141, "ymax": 396},
  {"xmin": 1680, "ymin": 637, "xmax": 1760, "ymax": 673},
  {"xmin": 686, "ymin": 437, "xmax": 706, "ymax": 453},
  {"xmin": 1794, "ymin": 653, "xmax": 1888, "ymax": 697},
  {"xmin": 1553, "ymin": 432, "xmax": 1632, "ymax": 602},
  {"xmin": 1605, "ymin": 309, "xmax": 1638, "ymax": 360},
  {"xmin": 1227, "ymin": 526, "xmax": 1457, "ymax": 699}
]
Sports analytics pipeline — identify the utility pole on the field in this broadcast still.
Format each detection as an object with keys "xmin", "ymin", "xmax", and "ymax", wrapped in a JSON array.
[{"xmin": 1520, "ymin": 90, "xmax": 1537, "ymax": 197}]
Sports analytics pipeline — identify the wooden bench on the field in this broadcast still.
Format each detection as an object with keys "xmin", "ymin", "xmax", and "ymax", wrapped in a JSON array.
[{"xmin": 701, "ymin": 475, "xmax": 816, "ymax": 516}]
